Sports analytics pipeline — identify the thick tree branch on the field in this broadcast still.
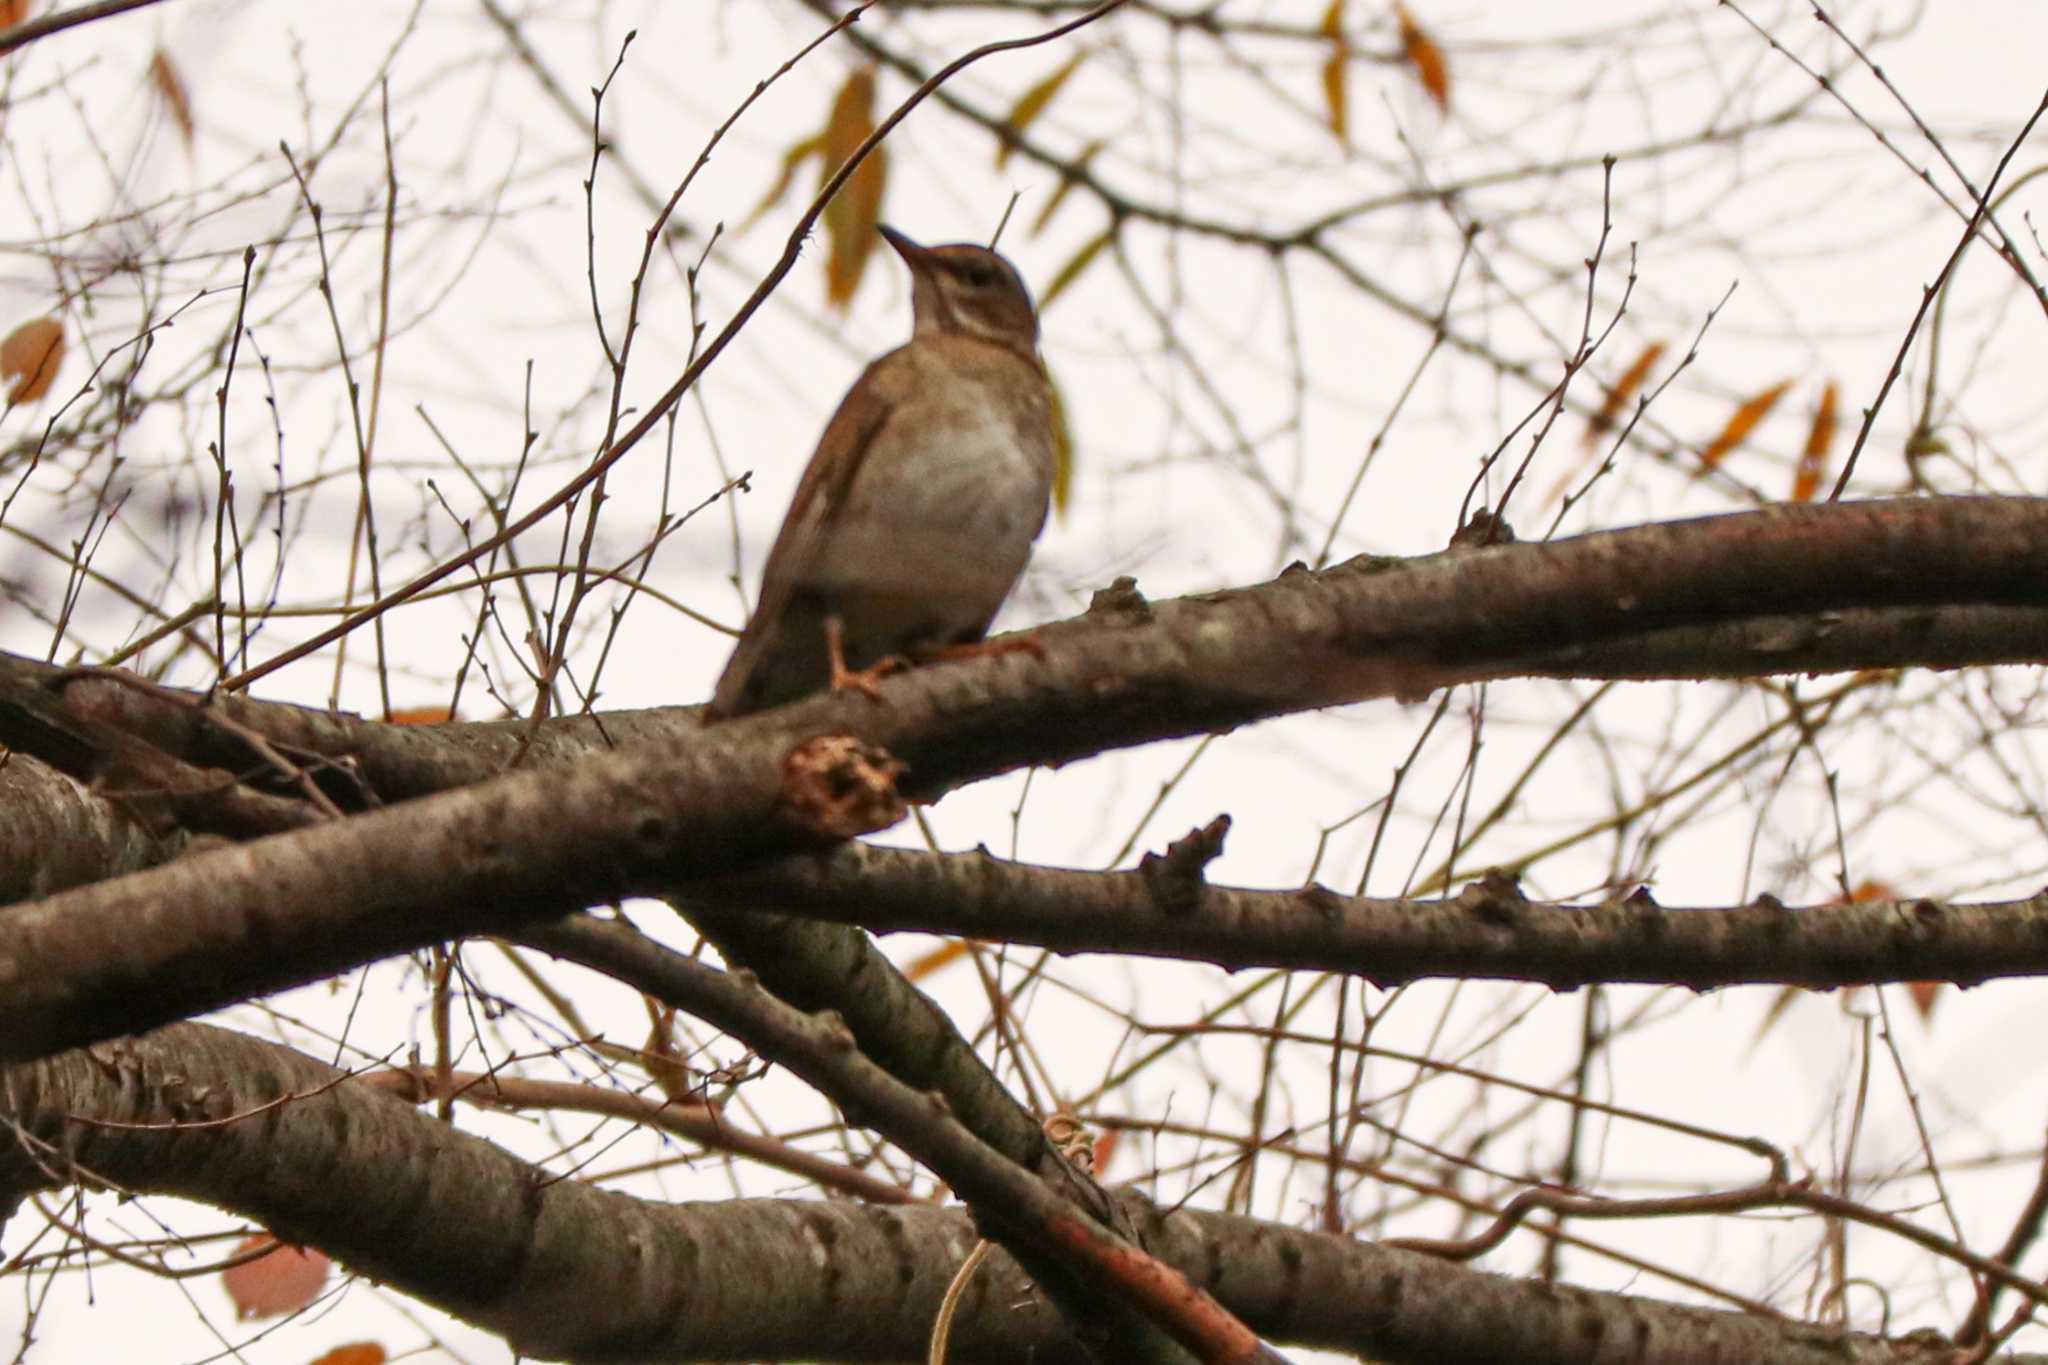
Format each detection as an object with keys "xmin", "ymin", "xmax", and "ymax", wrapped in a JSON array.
[
  {"xmin": 696, "ymin": 841, "xmax": 2048, "ymax": 990},
  {"xmin": 524, "ymin": 915, "xmax": 1261, "ymax": 1365},
  {"xmin": 0, "ymin": 717, "xmax": 905, "ymax": 1063},
  {"xmin": 1, "ymin": 1022, "xmax": 2002, "ymax": 1364},
  {"xmin": 20, "ymin": 496, "xmax": 2048, "ymax": 809},
  {"xmin": 3, "ymin": 497, "xmax": 2047, "ymax": 1060}
]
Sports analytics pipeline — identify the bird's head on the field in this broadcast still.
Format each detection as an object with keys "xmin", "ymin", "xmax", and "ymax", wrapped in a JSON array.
[{"xmin": 880, "ymin": 225, "xmax": 1039, "ymax": 356}]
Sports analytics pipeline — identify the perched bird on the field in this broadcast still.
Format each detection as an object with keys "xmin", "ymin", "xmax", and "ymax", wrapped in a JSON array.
[{"xmin": 705, "ymin": 225, "xmax": 1054, "ymax": 720}]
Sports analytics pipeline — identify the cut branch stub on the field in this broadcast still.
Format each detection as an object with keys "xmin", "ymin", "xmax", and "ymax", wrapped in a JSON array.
[
  {"xmin": 778, "ymin": 733, "xmax": 907, "ymax": 839},
  {"xmin": 1139, "ymin": 814, "xmax": 1231, "ymax": 917}
]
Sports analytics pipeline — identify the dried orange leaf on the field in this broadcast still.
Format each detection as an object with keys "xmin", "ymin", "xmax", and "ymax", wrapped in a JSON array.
[
  {"xmin": 902, "ymin": 938, "xmax": 971, "ymax": 982},
  {"xmin": 1092, "ymin": 1129, "xmax": 1120, "ymax": 1174},
  {"xmin": 1697, "ymin": 379, "xmax": 1792, "ymax": 475},
  {"xmin": 1048, "ymin": 366, "xmax": 1075, "ymax": 518},
  {"xmin": 1790, "ymin": 379, "xmax": 1838, "ymax": 502},
  {"xmin": 223, "ymin": 1236, "xmax": 330, "ymax": 1320},
  {"xmin": 386, "ymin": 705, "xmax": 456, "ymax": 725},
  {"xmin": 2, "ymin": 315, "xmax": 64, "ymax": 404},
  {"xmin": 1396, "ymin": 3, "xmax": 1449, "ymax": 111},
  {"xmin": 0, "ymin": 1, "xmax": 31, "ymax": 27},
  {"xmin": 1848, "ymin": 879, "xmax": 1894, "ymax": 902},
  {"xmin": 309, "ymin": 1346, "xmax": 387, "ymax": 1365},
  {"xmin": 1585, "ymin": 340, "xmax": 1663, "ymax": 446},
  {"xmin": 644, "ymin": 1007, "xmax": 693, "ymax": 1104},
  {"xmin": 820, "ymin": 69, "xmax": 886, "ymax": 309},
  {"xmin": 1030, "ymin": 136, "xmax": 1106, "ymax": 238},
  {"xmin": 1319, "ymin": 0, "xmax": 1348, "ymax": 147},
  {"xmin": 149, "ymin": 48, "xmax": 194, "ymax": 150},
  {"xmin": 1038, "ymin": 225, "xmax": 1114, "ymax": 311},
  {"xmin": 999, "ymin": 52, "xmax": 1086, "ymax": 169}
]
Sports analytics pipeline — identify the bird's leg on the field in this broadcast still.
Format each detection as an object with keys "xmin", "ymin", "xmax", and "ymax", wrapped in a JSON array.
[
  {"xmin": 918, "ymin": 631, "xmax": 1048, "ymax": 665},
  {"xmin": 825, "ymin": 616, "xmax": 904, "ymax": 701}
]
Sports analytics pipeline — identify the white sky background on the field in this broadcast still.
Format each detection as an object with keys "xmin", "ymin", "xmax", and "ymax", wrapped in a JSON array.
[{"xmin": 7, "ymin": 0, "xmax": 2048, "ymax": 1359}]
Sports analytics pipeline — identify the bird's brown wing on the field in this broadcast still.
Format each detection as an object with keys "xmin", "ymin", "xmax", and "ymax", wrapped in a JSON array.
[{"xmin": 705, "ymin": 355, "xmax": 899, "ymax": 719}]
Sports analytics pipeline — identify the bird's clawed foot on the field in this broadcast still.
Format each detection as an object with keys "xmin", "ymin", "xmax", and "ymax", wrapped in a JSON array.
[{"xmin": 826, "ymin": 617, "xmax": 904, "ymax": 702}]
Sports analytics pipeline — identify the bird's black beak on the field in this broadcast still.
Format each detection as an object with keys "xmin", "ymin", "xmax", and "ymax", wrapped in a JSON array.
[{"xmin": 878, "ymin": 224, "xmax": 927, "ymax": 264}]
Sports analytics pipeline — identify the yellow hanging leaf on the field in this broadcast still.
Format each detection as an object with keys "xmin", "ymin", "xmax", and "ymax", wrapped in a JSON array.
[
  {"xmin": 998, "ymin": 52, "xmax": 1086, "ymax": 169},
  {"xmin": 1585, "ymin": 341, "xmax": 1663, "ymax": 446},
  {"xmin": 2, "ymin": 315, "xmax": 64, "ymax": 404},
  {"xmin": 820, "ymin": 69, "xmax": 887, "ymax": 309},
  {"xmin": 1048, "ymin": 365, "xmax": 1075, "ymax": 518},
  {"xmin": 1030, "ymin": 136, "xmax": 1106, "ymax": 238},
  {"xmin": 1696, "ymin": 379, "xmax": 1792, "ymax": 475},
  {"xmin": 1037, "ymin": 225, "xmax": 1114, "ymax": 311},
  {"xmin": 1790, "ymin": 379, "xmax": 1837, "ymax": 502},
  {"xmin": 1319, "ymin": 0, "xmax": 1349, "ymax": 147},
  {"xmin": 1396, "ymin": 2, "xmax": 1449, "ymax": 112},
  {"xmin": 149, "ymin": 49, "xmax": 195, "ymax": 150},
  {"xmin": 743, "ymin": 133, "xmax": 823, "ymax": 231}
]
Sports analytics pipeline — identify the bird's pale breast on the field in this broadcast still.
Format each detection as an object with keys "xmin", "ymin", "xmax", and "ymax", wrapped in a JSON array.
[{"xmin": 808, "ymin": 340, "xmax": 1053, "ymax": 641}]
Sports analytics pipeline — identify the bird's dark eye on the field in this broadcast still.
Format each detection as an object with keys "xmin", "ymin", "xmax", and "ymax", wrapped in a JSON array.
[{"xmin": 960, "ymin": 263, "xmax": 1000, "ymax": 288}]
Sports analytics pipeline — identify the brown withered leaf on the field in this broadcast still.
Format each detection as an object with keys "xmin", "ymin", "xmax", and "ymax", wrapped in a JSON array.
[
  {"xmin": 2, "ymin": 315, "xmax": 64, "ymax": 404},
  {"xmin": 1396, "ymin": 3, "xmax": 1449, "ymax": 111},
  {"xmin": 149, "ymin": 48, "xmax": 195, "ymax": 150},
  {"xmin": 1696, "ymin": 378, "xmax": 1792, "ymax": 476},
  {"xmin": 1790, "ymin": 379, "xmax": 1838, "ymax": 502},
  {"xmin": 1585, "ymin": 340, "xmax": 1664, "ymax": 446},
  {"xmin": 0, "ymin": 2, "xmax": 31, "ymax": 28},
  {"xmin": 821, "ymin": 68, "xmax": 887, "ymax": 309},
  {"xmin": 1319, "ymin": 0, "xmax": 1349, "ymax": 147},
  {"xmin": 999, "ymin": 52, "xmax": 1086, "ymax": 169}
]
